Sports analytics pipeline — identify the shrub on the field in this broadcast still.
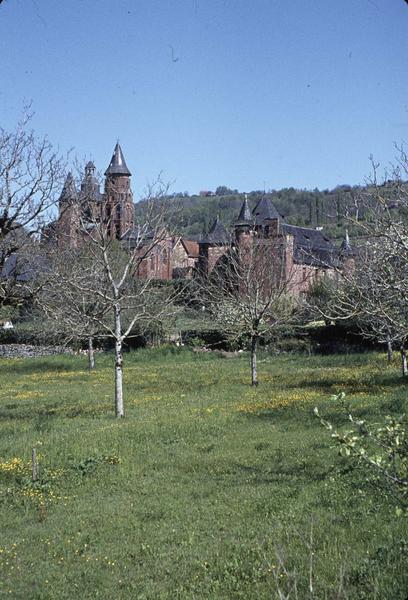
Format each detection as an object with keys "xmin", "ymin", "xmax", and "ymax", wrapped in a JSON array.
[{"xmin": 315, "ymin": 393, "xmax": 408, "ymax": 514}]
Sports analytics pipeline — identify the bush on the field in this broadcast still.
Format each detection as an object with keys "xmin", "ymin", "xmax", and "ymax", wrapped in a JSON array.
[{"xmin": 315, "ymin": 393, "xmax": 408, "ymax": 514}]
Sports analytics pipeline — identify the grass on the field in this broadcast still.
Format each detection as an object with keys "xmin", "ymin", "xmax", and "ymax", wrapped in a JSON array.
[{"xmin": 0, "ymin": 348, "xmax": 407, "ymax": 599}]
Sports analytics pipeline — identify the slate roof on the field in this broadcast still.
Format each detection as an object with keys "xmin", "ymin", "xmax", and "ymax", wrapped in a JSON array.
[
  {"xmin": 121, "ymin": 226, "xmax": 156, "ymax": 249},
  {"xmin": 253, "ymin": 196, "xmax": 281, "ymax": 224},
  {"xmin": 236, "ymin": 195, "xmax": 252, "ymax": 224},
  {"xmin": 1, "ymin": 250, "xmax": 49, "ymax": 282},
  {"xmin": 230, "ymin": 195, "xmax": 339, "ymax": 268},
  {"xmin": 105, "ymin": 143, "xmax": 131, "ymax": 177},
  {"xmin": 201, "ymin": 216, "xmax": 230, "ymax": 244},
  {"xmin": 59, "ymin": 172, "xmax": 77, "ymax": 204},
  {"xmin": 282, "ymin": 224, "xmax": 338, "ymax": 267}
]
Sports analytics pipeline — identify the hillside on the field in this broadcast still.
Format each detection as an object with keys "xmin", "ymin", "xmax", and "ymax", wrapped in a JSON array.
[{"xmin": 134, "ymin": 184, "xmax": 379, "ymax": 241}]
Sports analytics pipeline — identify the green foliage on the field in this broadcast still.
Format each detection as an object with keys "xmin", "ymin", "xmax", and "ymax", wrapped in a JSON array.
[
  {"xmin": 306, "ymin": 276, "xmax": 337, "ymax": 318},
  {"xmin": 315, "ymin": 393, "xmax": 408, "ymax": 513},
  {"xmin": 133, "ymin": 183, "xmax": 389, "ymax": 240},
  {"xmin": 0, "ymin": 305, "xmax": 19, "ymax": 323}
]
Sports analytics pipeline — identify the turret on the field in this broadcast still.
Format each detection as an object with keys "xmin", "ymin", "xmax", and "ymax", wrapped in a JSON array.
[
  {"xmin": 105, "ymin": 143, "xmax": 131, "ymax": 177},
  {"xmin": 235, "ymin": 194, "xmax": 254, "ymax": 246},
  {"xmin": 253, "ymin": 195, "xmax": 281, "ymax": 236},
  {"xmin": 198, "ymin": 216, "xmax": 230, "ymax": 276},
  {"xmin": 104, "ymin": 142, "xmax": 134, "ymax": 239},
  {"xmin": 80, "ymin": 161, "xmax": 101, "ymax": 204}
]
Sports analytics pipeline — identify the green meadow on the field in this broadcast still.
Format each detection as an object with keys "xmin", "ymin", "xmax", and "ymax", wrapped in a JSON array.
[{"xmin": 0, "ymin": 348, "xmax": 407, "ymax": 599}]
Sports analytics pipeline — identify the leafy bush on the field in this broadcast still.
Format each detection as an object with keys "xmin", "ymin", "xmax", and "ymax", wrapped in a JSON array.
[{"xmin": 315, "ymin": 393, "xmax": 408, "ymax": 514}]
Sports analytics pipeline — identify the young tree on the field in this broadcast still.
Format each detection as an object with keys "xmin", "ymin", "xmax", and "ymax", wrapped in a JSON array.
[
  {"xmin": 40, "ymin": 174, "xmax": 180, "ymax": 417},
  {"xmin": 201, "ymin": 236, "xmax": 299, "ymax": 386},
  {"xmin": 309, "ymin": 153, "xmax": 408, "ymax": 373},
  {"xmin": 0, "ymin": 109, "xmax": 64, "ymax": 306},
  {"xmin": 35, "ymin": 246, "xmax": 109, "ymax": 369}
]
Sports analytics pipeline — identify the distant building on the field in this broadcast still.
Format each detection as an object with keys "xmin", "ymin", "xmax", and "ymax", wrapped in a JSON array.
[
  {"xmin": 199, "ymin": 195, "xmax": 340, "ymax": 296},
  {"xmin": 50, "ymin": 143, "xmax": 200, "ymax": 280},
  {"xmin": 50, "ymin": 145, "xmax": 342, "ymax": 292},
  {"xmin": 51, "ymin": 143, "xmax": 135, "ymax": 248}
]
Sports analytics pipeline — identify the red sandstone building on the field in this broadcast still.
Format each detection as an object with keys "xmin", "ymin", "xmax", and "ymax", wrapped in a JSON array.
[{"xmin": 53, "ymin": 143, "xmax": 344, "ymax": 293}]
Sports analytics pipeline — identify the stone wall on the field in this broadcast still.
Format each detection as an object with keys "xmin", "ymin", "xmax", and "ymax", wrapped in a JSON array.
[{"xmin": 0, "ymin": 344, "xmax": 73, "ymax": 359}]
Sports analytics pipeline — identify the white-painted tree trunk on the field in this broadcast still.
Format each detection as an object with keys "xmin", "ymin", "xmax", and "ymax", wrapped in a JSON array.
[
  {"xmin": 114, "ymin": 303, "xmax": 124, "ymax": 417},
  {"xmin": 88, "ymin": 336, "xmax": 95, "ymax": 370},
  {"xmin": 251, "ymin": 335, "xmax": 258, "ymax": 387}
]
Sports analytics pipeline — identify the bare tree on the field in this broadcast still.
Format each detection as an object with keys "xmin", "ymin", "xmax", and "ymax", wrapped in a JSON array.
[
  {"xmin": 201, "ymin": 236, "xmax": 299, "ymax": 386},
  {"xmin": 0, "ymin": 109, "xmax": 64, "ymax": 306},
  {"xmin": 35, "ymin": 245, "xmax": 110, "ymax": 369},
  {"xmin": 309, "ymin": 152, "xmax": 408, "ymax": 374},
  {"xmin": 39, "ymin": 174, "xmax": 180, "ymax": 417}
]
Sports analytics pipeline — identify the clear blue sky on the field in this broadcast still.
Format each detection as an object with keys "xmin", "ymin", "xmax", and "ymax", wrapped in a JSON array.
[{"xmin": 1, "ymin": 0, "xmax": 407, "ymax": 196}]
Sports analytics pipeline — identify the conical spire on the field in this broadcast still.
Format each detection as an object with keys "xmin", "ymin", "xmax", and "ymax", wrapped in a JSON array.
[
  {"xmin": 104, "ymin": 142, "xmax": 131, "ymax": 176},
  {"xmin": 201, "ymin": 215, "xmax": 230, "ymax": 244},
  {"xmin": 253, "ymin": 195, "xmax": 281, "ymax": 225},
  {"xmin": 236, "ymin": 194, "xmax": 252, "ymax": 223},
  {"xmin": 59, "ymin": 172, "xmax": 77, "ymax": 203}
]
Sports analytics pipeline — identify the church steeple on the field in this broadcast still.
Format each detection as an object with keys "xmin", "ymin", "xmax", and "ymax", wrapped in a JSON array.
[
  {"xmin": 104, "ymin": 142, "xmax": 134, "ymax": 239},
  {"xmin": 104, "ymin": 142, "xmax": 131, "ymax": 176}
]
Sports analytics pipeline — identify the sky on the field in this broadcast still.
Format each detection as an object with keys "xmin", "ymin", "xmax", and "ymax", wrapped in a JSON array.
[{"xmin": 0, "ymin": 0, "xmax": 408, "ymax": 197}]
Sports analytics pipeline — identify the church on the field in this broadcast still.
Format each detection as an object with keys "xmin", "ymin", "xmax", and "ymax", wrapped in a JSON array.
[
  {"xmin": 53, "ymin": 143, "xmax": 135, "ymax": 248},
  {"xmin": 52, "ymin": 142, "xmax": 343, "ymax": 294}
]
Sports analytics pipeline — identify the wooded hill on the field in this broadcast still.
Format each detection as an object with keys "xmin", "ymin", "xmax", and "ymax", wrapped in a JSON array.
[{"xmin": 135, "ymin": 182, "xmax": 403, "ymax": 241}]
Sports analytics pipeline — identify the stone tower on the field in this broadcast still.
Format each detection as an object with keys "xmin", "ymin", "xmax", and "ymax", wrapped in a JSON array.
[
  {"xmin": 198, "ymin": 216, "xmax": 230, "ymax": 275},
  {"xmin": 104, "ymin": 143, "xmax": 134, "ymax": 239},
  {"xmin": 80, "ymin": 161, "xmax": 102, "ymax": 223},
  {"xmin": 57, "ymin": 172, "xmax": 80, "ymax": 248}
]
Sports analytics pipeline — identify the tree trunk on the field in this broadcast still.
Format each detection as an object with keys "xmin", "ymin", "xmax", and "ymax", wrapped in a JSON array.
[
  {"xmin": 88, "ymin": 336, "xmax": 95, "ymax": 370},
  {"xmin": 251, "ymin": 335, "xmax": 258, "ymax": 387},
  {"xmin": 386, "ymin": 335, "xmax": 393, "ymax": 364},
  {"xmin": 400, "ymin": 345, "xmax": 407, "ymax": 378},
  {"xmin": 114, "ymin": 303, "xmax": 124, "ymax": 417}
]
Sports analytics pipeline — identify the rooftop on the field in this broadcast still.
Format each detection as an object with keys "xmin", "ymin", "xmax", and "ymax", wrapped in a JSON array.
[{"xmin": 105, "ymin": 143, "xmax": 131, "ymax": 177}]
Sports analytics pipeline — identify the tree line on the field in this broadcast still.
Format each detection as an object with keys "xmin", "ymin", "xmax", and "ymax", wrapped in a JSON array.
[{"xmin": 134, "ymin": 182, "xmax": 400, "ymax": 241}]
